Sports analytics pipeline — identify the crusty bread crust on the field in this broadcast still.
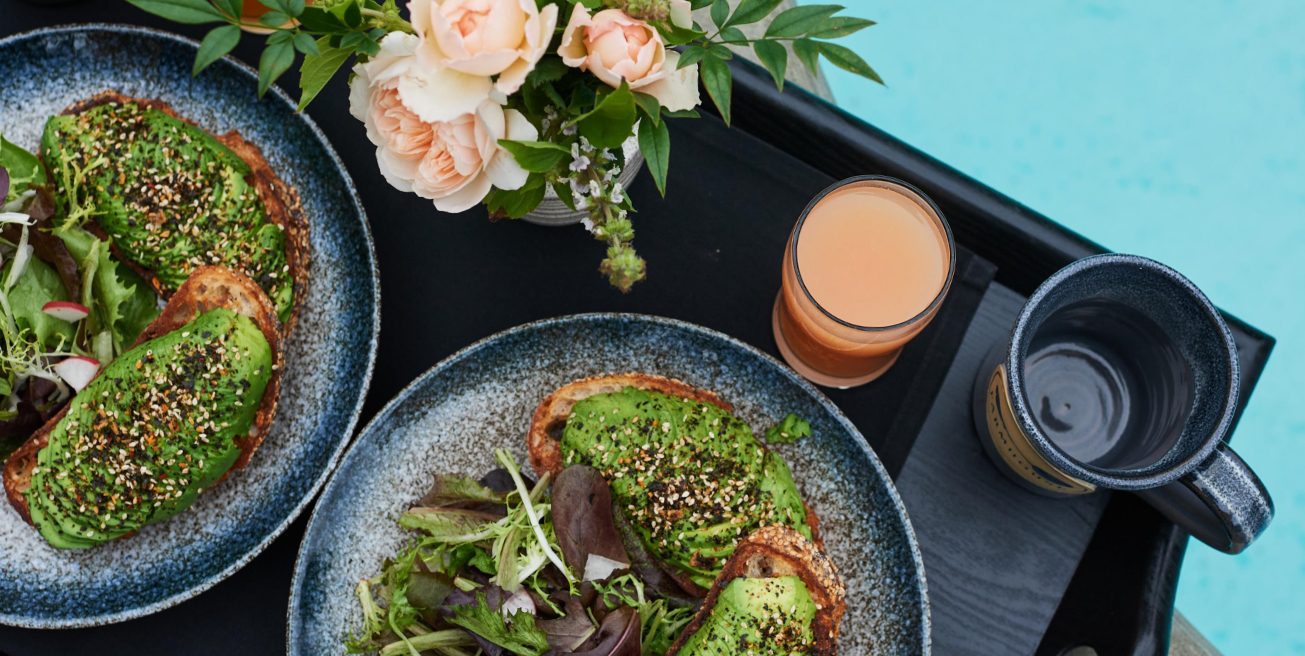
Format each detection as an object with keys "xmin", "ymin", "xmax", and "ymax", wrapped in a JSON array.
[
  {"xmin": 667, "ymin": 525, "xmax": 847, "ymax": 655},
  {"xmin": 60, "ymin": 90, "xmax": 309, "ymax": 336},
  {"xmin": 3, "ymin": 266, "xmax": 282, "ymax": 527},
  {"xmin": 526, "ymin": 373, "xmax": 825, "ymax": 600}
]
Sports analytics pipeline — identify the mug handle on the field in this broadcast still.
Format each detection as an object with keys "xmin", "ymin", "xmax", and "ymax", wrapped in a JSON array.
[{"xmin": 1138, "ymin": 444, "xmax": 1274, "ymax": 554}]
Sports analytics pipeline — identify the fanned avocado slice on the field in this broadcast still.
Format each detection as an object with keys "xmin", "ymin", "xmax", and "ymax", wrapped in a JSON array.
[
  {"xmin": 676, "ymin": 576, "xmax": 817, "ymax": 654},
  {"xmin": 40, "ymin": 100, "xmax": 294, "ymax": 322},
  {"xmin": 24, "ymin": 309, "xmax": 272, "ymax": 549},
  {"xmin": 559, "ymin": 388, "xmax": 813, "ymax": 589}
]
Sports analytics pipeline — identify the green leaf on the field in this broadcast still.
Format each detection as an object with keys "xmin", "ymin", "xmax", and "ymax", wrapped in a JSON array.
[
  {"xmin": 0, "ymin": 136, "xmax": 45, "ymax": 201},
  {"xmin": 810, "ymin": 16, "xmax": 875, "ymax": 38},
  {"xmin": 260, "ymin": 11, "xmax": 290, "ymax": 28},
  {"xmin": 707, "ymin": 42, "xmax": 734, "ymax": 60},
  {"xmin": 125, "ymin": 0, "xmax": 225, "ymax": 24},
  {"xmin": 726, "ymin": 0, "xmax": 782, "ymax": 27},
  {"xmin": 297, "ymin": 39, "xmax": 351, "ymax": 110},
  {"xmin": 765, "ymin": 4, "xmax": 843, "ymax": 38},
  {"xmin": 339, "ymin": 31, "xmax": 366, "ymax": 49},
  {"xmin": 447, "ymin": 593, "xmax": 550, "ymax": 656},
  {"xmin": 213, "ymin": 0, "xmax": 242, "ymax": 19},
  {"xmin": 257, "ymin": 40, "xmax": 295, "ymax": 96},
  {"xmin": 633, "ymin": 92, "xmax": 661, "ymax": 125},
  {"xmin": 700, "ymin": 55, "xmax": 733, "ymax": 125},
  {"xmin": 399, "ymin": 507, "xmax": 499, "ymax": 541},
  {"xmin": 655, "ymin": 22, "xmax": 706, "ymax": 46},
  {"xmin": 496, "ymin": 140, "xmax": 569, "ymax": 173},
  {"xmin": 420, "ymin": 474, "xmax": 506, "ymax": 507},
  {"xmin": 577, "ymin": 85, "xmax": 637, "ymax": 150},
  {"xmin": 526, "ymin": 56, "xmax": 568, "ymax": 86},
  {"xmin": 292, "ymin": 31, "xmax": 320, "ymax": 55},
  {"xmin": 709, "ymin": 0, "xmax": 729, "ymax": 28},
  {"xmin": 343, "ymin": 0, "xmax": 362, "ymax": 27},
  {"xmin": 718, "ymin": 26, "xmax": 747, "ymax": 43},
  {"xmin": 483, "ymin": 175, "xmax": 546, "ymax": 219},
  {"xmin": 637, "ymin": 117, "xmax": 670, "ymax": 196},
  {"xmin": 296, "ymin": 6, "xmax": 346, "ymax": 31},
  {"xmin": 793, "ymin": 38, "xmax": 821, "ymax": 74},
  {"xmin": 662, "ymin": 109, "xmax": 700, "ymax": 119},
  {"xmin": 764, "ymin": 413, "xmax": 812, "ymax": 444},
  {"xmin": 817, "ymin": 41, "xmax": 883, "ymax": 83},
  {"xmin": 677, "ymin": 45, "xmax": 707, "ymax": 69},
  {"xmin": 689, "ymin": 0, "xmax": 711, "ymax": 9},
  {"xmin": 5, "ymin": 257, "xmax": 75, "ymax": 352},
  {"xmin": 752, "ymin": 40, "xmax": 787, "ymax": 91},
  {"xmin": 57, "ymin": 227, "xmax": 159, "ymax": 353},
  {"xmin": 286, "ymin": 0, "xmax": 305, "ymax": 16},
  {"xmin": 193, "ymin": 24, "xmax": 240, "ymax": 76}
]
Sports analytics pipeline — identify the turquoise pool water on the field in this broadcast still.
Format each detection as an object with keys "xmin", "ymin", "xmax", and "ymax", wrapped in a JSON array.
[{"xmin": 822, "ymin": 1, "xmax": 1305, "ymax": 652}]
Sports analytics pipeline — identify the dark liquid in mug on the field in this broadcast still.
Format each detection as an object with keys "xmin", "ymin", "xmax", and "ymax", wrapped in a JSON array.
[{"xmin": 1023, "ymin": 300, "xmax": 1194, "ymax": 470}]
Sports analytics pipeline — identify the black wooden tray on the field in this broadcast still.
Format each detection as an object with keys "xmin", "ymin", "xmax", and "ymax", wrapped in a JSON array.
[
  {"xmin": 722, "ymin": 61, "xmax": 1274, "ymax": 655},
  {"xmin": 0, "ymin": 9, "xmax": 1275, "ymax": 656}
]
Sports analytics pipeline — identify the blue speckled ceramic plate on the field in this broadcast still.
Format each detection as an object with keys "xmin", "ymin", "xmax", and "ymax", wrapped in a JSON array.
[
  {"xmin": 0, "ymin": 25, "xmax": 379, "ymax": 628},
  {"xmin": 289, "ymin": 314, "xmax": 930, "ymax": 654}
]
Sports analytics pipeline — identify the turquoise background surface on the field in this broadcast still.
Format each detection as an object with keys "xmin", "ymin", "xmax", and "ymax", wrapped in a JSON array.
[{"xmin": 821, "ymin": 1, "xmax": 1304, "ymax": 653}]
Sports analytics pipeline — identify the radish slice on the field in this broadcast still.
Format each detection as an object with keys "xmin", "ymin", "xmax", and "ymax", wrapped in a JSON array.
[
  {"xmin": 42, "ymin": 301, "xmax": 91, "ymax": 322},
  {"xmin": 53, "ymin": 356, "xmax": 100, "ymax": 391},
  {"xmin": 583, "ymin": 554, "xmax": 629, "ymax": 582},
  {"xmin": 500, "ymin": 589, "xmax": 536, "ymax": 617}
]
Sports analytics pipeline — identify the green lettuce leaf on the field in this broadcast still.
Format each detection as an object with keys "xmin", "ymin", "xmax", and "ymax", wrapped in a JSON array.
[
  {"xmin": 446, "ymin": 593, "xmax": 550, "ymax": 656},
  {"xmin": 4, "ymin": 255, "xmax": 75, "ymax": 352},
  {"xmin": 0, "ymin": 136, "xmax": 45, "ymax": 203},
  {"xmin": 57, "ymin": 226, "xmax": 158, "ymax": 353}
]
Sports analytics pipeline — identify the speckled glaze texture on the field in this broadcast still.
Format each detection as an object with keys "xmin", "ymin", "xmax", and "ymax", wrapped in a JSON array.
[
  {"xmin": 1002, "ymin": 254, "xmax": 1272, "ymax": 553},
  {"xmin": 1007, "ymin": 254, "xmax": 1239, "ymax": 487},
  {"xmin": 289, "ymin": 314, "xmax": 930, "ymax": 655},
  {"xmin": 0, "ymin": 25, "xmax": 379, "ymax": 627}
]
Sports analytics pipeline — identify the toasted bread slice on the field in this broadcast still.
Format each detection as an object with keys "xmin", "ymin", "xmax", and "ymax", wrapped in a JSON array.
[
  {"xmin": 667, "ymin": 525, "xmax": 847, "ymax": 655},
  {"xmin": 3, "ymin": 266, "xmax": 282, "ymax": 524},
  {"xmin": 527, "ymin": 373, "xmax": 732, "ymax": 476},
  {"xmin": 60, "ymin": 90, "xmax": 310, "ymax": 335},
  {"xmin": 527, "ymin": 373, "xmax": 824, "ymax": 598}
]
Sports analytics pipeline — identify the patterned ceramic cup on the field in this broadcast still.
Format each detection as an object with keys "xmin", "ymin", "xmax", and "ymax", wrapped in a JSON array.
[{"xmin": 974, "ymin": 254, "xmax": 1273, "ymax": 554}]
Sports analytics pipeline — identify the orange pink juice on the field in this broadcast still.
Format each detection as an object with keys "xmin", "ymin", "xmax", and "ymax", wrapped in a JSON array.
[{"xmin": 773, "ymin": 177, "xmax": 954, "ymax": 387}]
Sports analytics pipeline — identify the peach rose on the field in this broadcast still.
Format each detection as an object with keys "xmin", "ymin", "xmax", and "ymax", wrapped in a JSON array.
[
  {"xmin": 409, "ymin": 0, "xmax": 558, "ymax": 97},
  {"xmin": 558, "ymin": 2, "xmax": 700, "ymax": 111},
  {"xmin": 350, "ymin": 33, "xmax": 537, "ymax": 213}
]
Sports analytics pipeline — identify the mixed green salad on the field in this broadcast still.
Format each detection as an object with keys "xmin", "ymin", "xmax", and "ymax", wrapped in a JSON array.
[
  {"xmin": 348, "ymin": 450, "xmax": 700, "ymax": 656},
  {"xmin": 0, "ymin": 135, "xmax": 159, "ymax": 459}
]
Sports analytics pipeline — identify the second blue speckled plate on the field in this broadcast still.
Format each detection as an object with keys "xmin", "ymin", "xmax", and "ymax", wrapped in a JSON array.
[
  {"xmin": 289, "ymin": 314, "xmax": 930, "ymax": 655},
  {"xmin": 0, "ymin": 25, "xmax": 379, "ymax": 627}
]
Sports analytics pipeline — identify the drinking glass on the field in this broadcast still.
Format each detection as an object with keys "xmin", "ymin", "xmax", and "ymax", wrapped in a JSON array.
[{"xmin": 772, "ymin": 176, "xmax": 955, "ymax": 388}]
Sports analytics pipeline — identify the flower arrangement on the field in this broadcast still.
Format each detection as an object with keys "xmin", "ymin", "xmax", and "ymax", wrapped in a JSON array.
[{"xmin": 127, "ymin": 0, "xmax": 881, "ymax": 290}]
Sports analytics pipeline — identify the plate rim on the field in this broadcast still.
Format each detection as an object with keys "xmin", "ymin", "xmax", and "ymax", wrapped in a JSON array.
[
  {"xmin": 286, "ymin": 312, "xmax": 930, "ymax": 654},
  {"xmin": 0, "ymin": 22, "xmax": 382, "ymax": 629}
]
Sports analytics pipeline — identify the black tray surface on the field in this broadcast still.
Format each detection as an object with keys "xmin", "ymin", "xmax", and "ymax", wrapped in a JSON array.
[{"xmin": 0, "ymin": 6, "xmax": 1276, "ymax": 656}]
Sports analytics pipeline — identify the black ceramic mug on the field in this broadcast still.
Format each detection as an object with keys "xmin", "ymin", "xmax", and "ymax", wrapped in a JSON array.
[{"xmin": 974, "ymin": 254, "xmax": 1273, "ymax": 554}]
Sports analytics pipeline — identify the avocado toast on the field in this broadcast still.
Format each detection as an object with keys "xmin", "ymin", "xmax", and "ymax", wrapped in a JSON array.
[
  {"xmin": 40, "ymin": 91, "xmax": 309, "ymax": 330},
  {"xmin": 529, "ymin": 373, "xmax": 823, "ymax": 595},
  {"xmin": 668, "ymin": 525, "xmax": 846, "ymax": 654},
  {"xmin": 2, "ymin": 266, "xmax": 283, "ymax": 548}
]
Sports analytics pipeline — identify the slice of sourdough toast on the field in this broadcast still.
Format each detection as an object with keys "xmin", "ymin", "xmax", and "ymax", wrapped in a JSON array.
[
  {"xmin": 46, "ymin": 90, "xmax": 309, "ymax": 333},
  {"xmin": 3, "ymin": 266, "xmax": 282, "ymax": 527},
  {"xmin": 666, "ymin": 525, "xmax": 846, "ymax": 655},
  {"xmin": 527, "ymin": 373, "xmax": 823, "ymax": 597},
  {"xmin": 527, "ymin": 373, "xmax": 731, "ymax": 476}
]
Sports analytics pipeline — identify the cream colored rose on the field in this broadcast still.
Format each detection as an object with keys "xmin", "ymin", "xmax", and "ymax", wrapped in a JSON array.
[
  {"xmin": 349, "ymin": 33, "xmax": 537, "ymax": 213},
  {"xmin": 409, "ymin": 0, "xmax": 558, "ymax": 98},
  {"xmin": 558, "ymin": 3, "xmax": 700, "ymax": 111}
]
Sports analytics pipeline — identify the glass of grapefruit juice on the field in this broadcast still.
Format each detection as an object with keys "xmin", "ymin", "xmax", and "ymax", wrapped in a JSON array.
[{"xmin": 773, "ymin": 176, "xmax": 956, "ymax": 388}]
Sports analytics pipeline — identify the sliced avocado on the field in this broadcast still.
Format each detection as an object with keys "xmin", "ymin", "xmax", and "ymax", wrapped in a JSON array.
[
  {"xmin": 677, "ymin": 576, "xmax": 817, "ymax": 654},
  {"xmin": 24, "ymin": 308, "xmax": 272, "ymax": 549},
  {"xmin": 41, "ymin": 100, "xmax": 294, "ymax": 322},
  {"xmin": 559, "ymin": 388, "xmax": 812, "ymax": 588}
]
